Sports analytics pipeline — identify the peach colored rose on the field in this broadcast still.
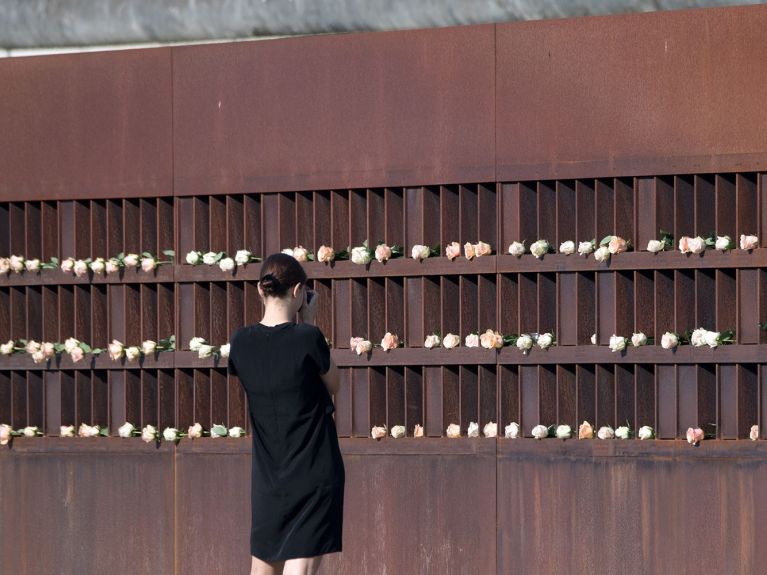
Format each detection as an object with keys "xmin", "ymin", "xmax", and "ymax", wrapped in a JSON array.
[
  {"xmin": 413, "ymin": 424, "xmax": 424, "ymax": 437},
  {"xmin": 480, "ymin": 329, "xmax": 503, "ymax": 349},
  {"xmin": 678, "ymin": 236, "xmax": 690, "ymax": 253},
  {"xmin": 686, "ymin": 427, "xmax": 704, "ymax": 445},
  {"xmin": 371, "ymin": 425, "xmax": 387, "ymax": 439},
  {"xmin": 380, "ymin": 332, "xmax": 399, "ymax": 351},
  {"xmin": 607, "ymin": 236, "xmax": 628, "ymax": 254},
  {"xmin": 446, "ymin": 423, "xmax": 461, "ymax": 438},
  {"xmin": 464, "ymin": 334, "xmax": 480, "ymax": 348},
  {"xmin": 374, "ymin": 244, "xmax": 392, "ymax": 263},
  {"xmin": 463, "ymin": 242, "xmax": 476, "ymax": 260},
  {"xmin": 578, "ymin": 421, "xmax": 594, "ymax": 439},
  {"xmin": 70, "ymin": 347, "xmax": 85, "ymax": 363},
  {"xmin": 750, "ymin": 425, "xmax": 759, "ymax": 441},
  {"xmin": 740, "ymin": 234, "xmax": 758, "ymax": 251},
  {"xmin": 317, "ymin": 245, "xmax": 335, "ymax": 263},
  {"xmin": 445, "ymin": 242, "xmax": 461, "ymax": 260},
  {"xmin": 354, "ymin": 339, "xmax": 372, "ymax": 356},
  {"xmin": 292, "ymin": 246, "xmax": 310, "ymax": 262},
  {"xmin": 108, "ymin": 339, "xmax": 124, "ymax": 361},
  {"xmin": 474, "ymin": 241, "xmax": 492, "ymax": 257}
]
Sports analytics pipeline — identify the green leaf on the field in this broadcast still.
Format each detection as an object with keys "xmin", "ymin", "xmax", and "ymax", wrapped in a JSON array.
[
  {"xmin": 117, "ymin": 252, "xmax": 125, "ymax": 259},
  {"xmin": 163, "ymin": 249, "xmax": 175, "ymax": 257},
  {"xmin": 599, "ymin": 235, "xmax": 613, "ymax": 246},
  {"xmin": 80, "ymin": 343, "xmax": 92, "ymax": 353}
]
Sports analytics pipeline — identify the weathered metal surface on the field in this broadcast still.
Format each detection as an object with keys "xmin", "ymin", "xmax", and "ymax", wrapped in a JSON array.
[
  {"xmin": 495, "ymin": 5, "xmax": 767, "ymax": 181},
  {"xmin": 172, "ymin": 25, "xmax": 496, "ymax": 195},
  {"xmin": 0, "ymin": 48, "xmax": 172, "ymax": 202}
]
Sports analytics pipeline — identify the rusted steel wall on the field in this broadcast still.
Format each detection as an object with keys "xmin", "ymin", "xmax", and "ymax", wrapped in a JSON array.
[{"xmin": 2, "ymin": 4, "xmax": 767, "ymax": 575}]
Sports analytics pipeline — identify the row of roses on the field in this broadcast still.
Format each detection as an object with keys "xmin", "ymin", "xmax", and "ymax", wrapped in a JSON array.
[
  {"xmin": 605, "ymin": 328, "xmax": 735, "ymax": 351},
  {"xmin": 0, "ymin": 422, "xmax": 246, "ymax": 445},
  {"xmin": 369, "ymin": 422, "xmax": 761, "ymax": 443},
  {"xmin": 0, "ymin": 251, "xmax": 174, "ymax": 276},
  {"xmin": 0, "ymin": 337, "xmax": 177, "ymax": 363},
  {"xmin": 349, "ymin": 331, "xmax": 556, "ymax": 355}
]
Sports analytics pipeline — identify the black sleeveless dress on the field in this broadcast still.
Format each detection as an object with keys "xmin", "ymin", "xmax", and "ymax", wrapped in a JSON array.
[{"xmin": 228, "ymin": 322, "xmax": 345, "ymax": 561}]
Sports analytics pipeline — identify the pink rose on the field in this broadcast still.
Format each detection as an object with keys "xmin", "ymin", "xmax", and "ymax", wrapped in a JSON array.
[
  {"xmin": 465, "ymin": 334, "xmax": 480, "ymax": 348},
  {"xmin": 678, "ymin": 236, "xmax": 690, "ymax": 253},
  {"xmin": 60, "ymin": 258, "xmax": 75, "ymax": 273},
  {"xmin": 413, "ymin": 424, "xmax": 424, "ymax": 437},
  {"xmin": 740, "ymin": 234, "xmax": 758, "ymax": 251},
  {"xmin": 608, "ymin": 236, "xmax": 628, "ymax": 254},
  {"xmin": 187, "ymin": 422, "xmax": 203, "ymax": 439},
  {"xmin": 371, "ymin": 425, "xmax": 387, "ymax": 439},
  {"xmin": 317, "ymin": 245, "xmax": 335, "ymax": 263},
  {"xmin": 375, "ymin": 244, "xmax": 392, "ymax": 263},
  {"xmin": 686, "ymin": 427, "xmax": 704, "ymax": 445},
  {"xmin": 445, "ymin": 242, "xmax": 461, "ymax": 260},
  {"xmin": 141, "ymin": 257, "xmax": 156, "ymax": 272},
  {"xmin": 70, "ymin": 347, "xmax": 85, "ymax": 363},
  {"xmin": 578, "ymin": 421, "xmax": 594, "ymax": 439},
  {"xmin": 380, "ymin": 332, "xmax": 399, "ymax": 351},
  {"xmin": 474, "ymin": 241, "xmax": 492, "ymax": 257},
  {"xmin": 750, "ymin": 425, "xmax": 759, "ymax": 441},
  {"xmin": 463, "ymin": 242, "xmax": 476, "ymax": 260}
]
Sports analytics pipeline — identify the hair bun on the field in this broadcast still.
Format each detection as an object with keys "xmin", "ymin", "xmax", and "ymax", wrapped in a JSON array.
[{"xmin": 259, "ymin": 273, "xmax": 282, "ymax": 296}]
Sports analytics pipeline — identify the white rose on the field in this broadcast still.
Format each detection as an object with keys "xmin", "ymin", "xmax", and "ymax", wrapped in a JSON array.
[
  {"xmin": 516, "ymin": 334, "xmax": 533, "ymax": 353},
  {"xmin": 108, "ymin": 339, "xmax": 124, "ymax": 361},
  {"xmin": 508, "ymin": 241, "xmax": 526, "ymax": 257},
  {"xmin": 60, "ymin": 425, "xmax": 75, "ymax": 437},
  {"xmin": 446, "ymin": 423, "xmax": 461, "ymax": 438},
  {"xmin": 537, "ymin": 333, "xmax": 554, "ymax": 349},
  {"xmin": 530, "ymin": 239, "xmax": 550, "ymax": 259},
  {"xmin": 646, "ymin": 240, "xmax": 664, "ymax": 253},
  {"xmin": 141, "ymin": 425, "xmax": 157, "ymax": 443},
  {"xmin": 597, "ymin": 426, "xmax": 615, "ymax": 440},
  {"xmin": 219, "ymin": 257, "xmax": 235, "ymax": 272},
  {"xmin": 31, "ymin": 350, "xmax": 46, "ymax": 364},
  {"xmin": 464, "ymin": 334, "xmax": 479, "ymax": 348},
  {"xmin": 750, "ymin": 425, "xmax": 759, "ymax": 441},
  {"xmin": 715, "ymin": 236, "xmax": 732, "ymax": 251},
  {"xmin": 631, "ymin": 332, "xmax": 647, "ymax": 347},
  {"xmin": 63, "ymin": 337, "xmax": 79, "ymax": 353},
  {"xmin": 162, "ymin": 427, "xmax": 179, "ymax": 442},
  {"xmin": 353, "ymin": 339, "xmax": 373, "ymax": 355},
  {"xmin": 555, "ymin": 425, "xmax": 572, "ymax": 439},
  {"xmin": 424, "ymin": 334, "xmax": 441, "ymax": 349},
  {"xmin": 351, "ymin": 246, "xmax": 372, "ymax": 265},
  {"xmin": 123, "ymin": 254, "xmax": 140, "ymax": 267},
  {"xmin": 578, "ymin": 241, "xmax": 595, "ymax": 256},
  {"xmin": 593, "ymin": 246, "xmax": 611, "ymax": 262},
  {"xmin": 390, "ymin": 425, "xmax": 406, "ymax": 439},
  {"xmin": 25, "ymin": 259, "xmax": 41, "ymax": 272},
  {"xmin": 197, "ymin": 344, "xmax": 214, "ymax": 359},
  {"xmin": 292, "ymin": 246, "xmax": 310, "ymax": 262},
  {"xmin": 187, "ymin": 423, "xmax": 203, "ymax": 439},
  {"xmin": 1, "ymin": 340, "xmax": 15, "ymax": 355},
  {"xmin": 89, "ymin": 258, "xmax": 106, "ymax": 274},
  {"xmin": 638, "ymin": 426, "xmax": 654, "ymax": 440},
  {"xmin": 690, "ymin": 328, "xmax": 707, "ymax": 347},
  {"xmin": 661, "ymin": 332, "xmax": 679, "ymax": 349},
  {"xmin": 59, "ymin": 257, "xmax": 75, "ymax": 273},
  {"xmin": 219, "ymin": 343, "xmax": 230, "ymax": 358},
  {"xmin": 9, "ymin": 255, "xmax": 25, "ymax": 273},
  {"xmin": 0, "ymin": 258, "xmax": 10, "ymax": 274},
  {"xmin": 531, "ymin": 425, "xmax": 549, "ymax": 439},
  {"xmin": 189, "ymin": 337, "xmax": 206, "ymax": 351},
  {"xmin": 281, "ymin": 248, "xmax": 294, "ymax": 257},
  {"xmin": 0, "ymin": 423, "xmax": 13, "ymax": 444},
  {"xmin": 140, "ymin": 257, "xmax": 156, "ymax": 272},
  {"xmin": 202, "ymin": 252, "xmax": 218, "ymax": 265},
  {"xmin": 688, "ymin": 236, "xmax": 706, "ymax": 253},
  {"xmin": 234, "ymin": 250, "xmax": 251, "ymax": 265},
  {"xmin": 442, "ymin": 333, "xmax": 460, "ymax": 349},
  {"xmin": 615, "ymin": 426, "xmax": 631, "ymax": 439},
  {"xmin": 740, "ymin": 234, "xmax": 759, "ymax": 250},
  {"xmin": 22, "ymin": 426, "xmax": 39, "ymax": 437},
  {"xmin": 504, "ymin": 422, "xmax": 520, "ymax": 439},
  {"xmin": 210, "ymin": 424, "xmax": 228, "ymax": 438},
  {"xmin": 228, "ymin": 426, "xmax": 246, "ymax": 438},
  {"xmin": 73, "ymin": 259, "xmax": 89, "ymax": 277},
  {"xmin": 704, "ymin": 330, "xmax": 720, "ymax": 348},
  {"xmin": 411, "ymin": 244, "xmax": 430, "ymax": 260},
  {"xmin": 142, "ymin": 340, "xmax": 157, "ymax": 355},
  {"xmin": 118, "ymin": 422, "xmax": 136, "ymax": 438},
  {"xmin": 467, "ymin": 422, "xmax": 480, "ymax": 438},
  {"xmin": 105, "ymin": 258, "xmax": 121, "ymax": 274},
  {"xmin": 125, "ymin": 346, "xmax": 141, "ymax": 361},
  {"xmin": 608, "ymin": 335, "xmax": 626, "ymax": 353},
  {"xmin": 591, "ymin": 334, "xmax": 598, "ymax": 345},
  {"xmin": 483, "ymin": 422, "xmax": 498, "ymax": 438},
  {"xmin": 186, "ymin": 251, "xmax": 201, "ymax": 265},
  {"xmin": 558, "ymin": 241, "xmax": 575, "ymax": 255}
]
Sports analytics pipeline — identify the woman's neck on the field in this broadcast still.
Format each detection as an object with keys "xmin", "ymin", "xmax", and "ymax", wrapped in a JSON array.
[{"xmin": 260, "ymin": 300, "xmax": 294, "ymax": 326}]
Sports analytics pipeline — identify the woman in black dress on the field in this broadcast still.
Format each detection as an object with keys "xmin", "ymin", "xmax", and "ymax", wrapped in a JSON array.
[{"xmin": 228, "ymin": 253, "xmax": 345, "ymax": 575}]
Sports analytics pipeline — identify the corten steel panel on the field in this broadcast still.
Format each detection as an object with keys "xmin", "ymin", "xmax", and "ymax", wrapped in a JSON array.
[
  {"xmin": 0, "ymin": 49, "xmax": 173, "ymax": 202},
  {"xmin": 175, "ymin": 440, "xmax": 252, "ymax": 575},
  {"xmin": 172, "ymin": 26, "xmax": 495, "ymax": 196},
  {"xmin": 496, "ymin": 6, "xmax": 767, "ymax": 181},
  {"xmin": 319, "ymin": 438, "xmax": 497, "ymax": 575},
  {"xmin": 497, "ymin": 440, "xmax": 767, "ymax": 575},
  {"xmin": 0, "ymin": 439, "xmax": 174, "ymax": 575}
]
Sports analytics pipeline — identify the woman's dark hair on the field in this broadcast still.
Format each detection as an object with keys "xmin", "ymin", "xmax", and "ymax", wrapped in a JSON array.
[{"xmin": 259, "ymin": 253, "xmax": 308, "ymax": 298}]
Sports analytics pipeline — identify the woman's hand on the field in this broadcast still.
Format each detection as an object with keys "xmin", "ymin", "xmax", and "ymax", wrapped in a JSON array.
[{"xmin": 298, "ymin": 288, "xmax": 318, "ymax": 325}]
